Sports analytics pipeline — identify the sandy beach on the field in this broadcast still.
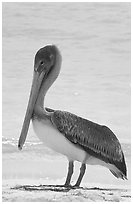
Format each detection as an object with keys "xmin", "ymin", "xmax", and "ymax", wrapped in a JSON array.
[{"xmin": 2, "ymin": 179, "xmax": 131, "ymax": 202}]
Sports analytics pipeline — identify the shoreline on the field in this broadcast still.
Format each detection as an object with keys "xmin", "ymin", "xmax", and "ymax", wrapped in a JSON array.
[{"xmin": 3, "ymin": 141, "xmax": 131, "ymax": 202}]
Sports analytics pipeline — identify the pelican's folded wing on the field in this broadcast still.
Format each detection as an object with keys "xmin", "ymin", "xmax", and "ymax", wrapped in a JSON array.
[{"xmin": 51, "ymin": 110, "xmax": 127, "ymax": 177}]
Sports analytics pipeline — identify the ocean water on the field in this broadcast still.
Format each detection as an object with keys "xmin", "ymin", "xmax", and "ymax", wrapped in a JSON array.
[{"xmin": 2, "ymin": 3, "xmax": 131, "ymax": 186}]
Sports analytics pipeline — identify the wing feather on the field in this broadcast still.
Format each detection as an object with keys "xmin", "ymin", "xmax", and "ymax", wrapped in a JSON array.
[{"xmin": 51, "ymin": 110, "xmax": 127, "ymax": 177}]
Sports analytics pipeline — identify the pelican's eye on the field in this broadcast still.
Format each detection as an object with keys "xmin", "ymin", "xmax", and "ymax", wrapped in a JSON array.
[{"xmin": 40, "ymin": 61, "xmax": 44, "ymax": 65}]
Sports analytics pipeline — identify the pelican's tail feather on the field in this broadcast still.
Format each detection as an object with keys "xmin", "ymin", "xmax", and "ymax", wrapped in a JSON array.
[{"xmin": 109, "ymin": 166, "xmax": 127, "ymax": 180}]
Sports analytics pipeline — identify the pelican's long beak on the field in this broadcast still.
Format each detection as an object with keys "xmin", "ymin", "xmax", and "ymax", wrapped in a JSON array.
[{"xmin": 18, "ymin": 70, "xmax": 44, "ymax": 150}]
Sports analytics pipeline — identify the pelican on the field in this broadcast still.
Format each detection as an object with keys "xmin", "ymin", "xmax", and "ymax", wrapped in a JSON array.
[{"xmin": 18, "ymin": 44, "xmax": 127, "ymax": 187}]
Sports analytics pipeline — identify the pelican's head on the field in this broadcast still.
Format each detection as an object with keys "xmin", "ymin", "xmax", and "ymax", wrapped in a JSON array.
[
  {"xmin": 18, "ymin": 44, "xmax": 61, "ymax": 150},
  {"xmin": 34, "ymin": 45, "xmax": 56, "ymax": 75}
]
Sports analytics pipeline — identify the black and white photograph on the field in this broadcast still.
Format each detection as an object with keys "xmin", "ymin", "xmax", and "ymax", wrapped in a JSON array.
[{"xmin": 2, "ymin": 1, "xmax": 131, "ymax": 202}]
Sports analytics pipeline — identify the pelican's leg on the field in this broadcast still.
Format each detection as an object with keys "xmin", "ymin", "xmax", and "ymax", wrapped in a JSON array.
[
  {"xmin": 64, "ymin": 161, "xmax": 74, "ymax": 187},
  {"xmin": 74, "ymin": 163, "xmax": 86, "ymax": 187}
]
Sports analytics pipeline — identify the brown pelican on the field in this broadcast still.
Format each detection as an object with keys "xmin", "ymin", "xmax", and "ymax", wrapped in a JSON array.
[{"xmin": 18, "ymin": 45, "xmax": 127, "ymax": 187}]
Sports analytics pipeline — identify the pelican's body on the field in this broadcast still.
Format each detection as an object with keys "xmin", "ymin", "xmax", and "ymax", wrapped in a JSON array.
[
  {"xmin": 32, "ymin": 116, "xmax": 122, "ymax": 174},
  {"xmin": 18, "ymin": 45, "xmax": 127, "ymax": 187},
  {"xmin": 32, "ymin": 118, "xmax": 86, "ymax": 162}
]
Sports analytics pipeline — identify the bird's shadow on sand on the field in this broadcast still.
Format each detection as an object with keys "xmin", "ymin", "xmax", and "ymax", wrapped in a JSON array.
[{"xmin": 11, "ymin": 184, "xmax": 126, "ymax": 193}]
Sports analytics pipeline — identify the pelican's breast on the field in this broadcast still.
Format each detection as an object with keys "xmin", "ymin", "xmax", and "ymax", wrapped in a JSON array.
[{"xmin": 32, "ymin": 118, "xmax": 86, "ymax": 162}]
